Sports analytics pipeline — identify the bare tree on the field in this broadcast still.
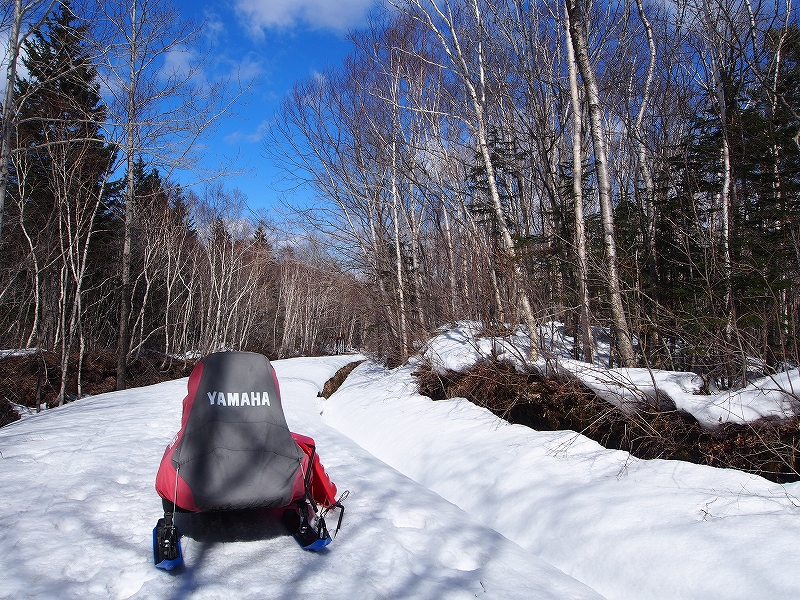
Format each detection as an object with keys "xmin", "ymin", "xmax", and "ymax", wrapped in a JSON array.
[
  {"xmin": 391, "ymin": 0, "xmax": 542, "ymax": 360},
  {"xmin": 566, "ymin": 0, "xmax": 636, "ymax": 367},
  {"xmin": 50, "ymin": 144, "xmax": 114, "ymax": 405},
  {"xmin": 564, "ymin": 3, "xmax": 595, "ymax": 363},
  {"xmin": 0, "ymin": 0, "xmax": 57, "ymax": 240},
  {"xmin": 94, "ymin": 0, "xmax": 238, "ymax": 389},
  {"xmin": 268, "ymin": 56, "xmax": 411, "ymax": 356}
]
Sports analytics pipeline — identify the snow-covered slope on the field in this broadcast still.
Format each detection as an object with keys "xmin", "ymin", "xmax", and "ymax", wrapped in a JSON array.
[
  {"xmin": 422, "ymin": 323, "xmax": 800, "ymax": 427},
  {"xmin": 4, "ymin": 350, "xmax": 798, "ymax": 600},
  {"xmin": 0, "ymin": 355, "xmax": 601, "ymax": 600},
  {"xmin": 322, "ymin": 361, "xmax": 800, "ymax": 600}
]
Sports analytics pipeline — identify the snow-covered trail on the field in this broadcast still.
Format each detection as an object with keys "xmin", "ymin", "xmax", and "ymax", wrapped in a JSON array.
[
  {"xmin": 322, "ymin": 361, "xmax": 800, "ymax": 600},
  {"xmin": 0, "ymin": 356, "xmax": 602, "ymax": 600}
]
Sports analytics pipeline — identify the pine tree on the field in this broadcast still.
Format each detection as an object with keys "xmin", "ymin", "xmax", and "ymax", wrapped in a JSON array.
[
  {"xmin": 15, "ymin": 2, "xmax": 116, "ymax": 201},
  {"xmin": 664, "ymin": 23, "xmax": 800, "ymax": 380},
  {"xmin": 10, "ymin": 1, "xmax": 117, "ymax": 401}
]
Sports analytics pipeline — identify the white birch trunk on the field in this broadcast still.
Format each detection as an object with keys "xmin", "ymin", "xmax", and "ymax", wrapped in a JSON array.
[
  {"xmin": 390, "ymin": 140, "xmax": 409, "ymax": 359},
  {"xmin": 567, "ymin": 0, "xmax": 636, "ymax": 367},
  {"xmin": 565, "ymin": 7, "xmax": 595, "ymax": 364}
]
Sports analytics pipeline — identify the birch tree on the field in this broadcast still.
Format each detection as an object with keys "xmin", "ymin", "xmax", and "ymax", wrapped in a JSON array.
[
  {"xmin": 566, "ymin": 0, "xmax": 636, "ymax": 367},
  {"xmin": 0, "ymin": 0, "xmax": 56, "ymax": 241},
  {"xmin": 392, "ymin": 0, "xmax": 542, "ymax": 360},
  {"xmin": 565, "ymin": 4, "xmax": 594, "ymax": 363},
  {"xmin": 13, "ymin": 2, "xmax": 115, "ymax": 403},
  {"xmin": 94, "ymin": 0, "xmax": 234, "ymax": 389}
]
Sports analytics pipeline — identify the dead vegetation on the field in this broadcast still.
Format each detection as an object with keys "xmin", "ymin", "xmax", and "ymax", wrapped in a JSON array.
[
  {"xmin": 0, "ymin": 353, "xmax": 365, "ymax": 429},
  {"xmin": 414, "ymin": 358, "xmax": 800, "ymax": 483},
  {"xmin": 0, "ymin": 351, "xmax": 195, "ymax": 427},
  {"xmin": 319, "ymin": 360, "xmax": 365, "ymax": 398}
]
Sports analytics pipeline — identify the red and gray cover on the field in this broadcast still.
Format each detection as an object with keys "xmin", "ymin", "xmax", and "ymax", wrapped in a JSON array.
[{"xmin": 155, "ymin": 351, "xmax": 336, "ymax": 512}]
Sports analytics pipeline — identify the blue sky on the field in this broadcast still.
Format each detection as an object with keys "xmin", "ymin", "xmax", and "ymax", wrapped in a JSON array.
[{"xmin": 172, "ymin": 0, "xmax": 380, "ymax": 213}]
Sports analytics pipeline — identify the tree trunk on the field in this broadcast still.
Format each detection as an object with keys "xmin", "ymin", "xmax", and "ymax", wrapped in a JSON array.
[
  {"xmin": 565, "ymin": 6, "xmax": 594, "ymax": 364},
  {"xmin": 633, "ymin": 0, "xmax": 658, "ymax": 289},
  {"xmin": 403, "ymin": 0, "xmax": 540, "ymax": 360},
  {"xmin": 566, "ymin": 0, "xmax": 636, "ymax": 367},
  {"xmin": 117, "ymin": 0, "xmax": 137, "ymax": 390},
  {"xmin": 441, "ymin": 200, "xmax": 458, "ymax": 320},
  {"xmin": 0, "ymin": 0, "xmax": 57, "ymax": 241},
  {"xmin": 390, "ymin": 140, "xmax": 409, "ymax": 360},
  {"xmin": 632, "ymin": 0, "xmax": 662, "ymax": 363}
]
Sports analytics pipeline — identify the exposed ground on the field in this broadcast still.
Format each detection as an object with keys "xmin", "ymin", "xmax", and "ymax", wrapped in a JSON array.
[
  {"xmin": 0, "ymin": 351, "xmax": 365, "ymax": 429},
  {"xmin": 414, "ymin": 358, "xmax": 800, "ymax": 483},
  {"xmin": 319, "ymin": 359, "xmax": 365, "ymax": 398},
  {"xmin": 0, "ymin": 351, "xmax": 195, "ymax": 427}
]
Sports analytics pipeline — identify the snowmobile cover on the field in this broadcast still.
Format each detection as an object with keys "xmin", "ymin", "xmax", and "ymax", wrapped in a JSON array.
[{"xmin": 155, "ymin": 351, "xmax": 337, "ymax": 512}]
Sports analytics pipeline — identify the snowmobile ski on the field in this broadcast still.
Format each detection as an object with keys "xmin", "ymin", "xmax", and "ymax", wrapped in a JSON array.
[
  {"xmin": 153, "ymin": 515, "xmax": 183, "ymax": 570},
  {"xmin": 283, "ymin": 503, "xmax": 332, "ymax": 551}
]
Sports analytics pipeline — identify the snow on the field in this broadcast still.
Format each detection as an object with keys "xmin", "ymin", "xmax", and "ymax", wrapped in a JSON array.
[
  {"xmin": 0, "ymin": 348, "xmax": 39, "ymax": 359},
  {"xmin": 323, "ymin": 361, "xmax": 800, "ymax": 600},
  {"xmin": 1, "ymin": 336, "xmax": 799, "ymax": 599},
  {"xmin": 0, "ymin": 355, "xmax": 600, "ymax": 600},
  {"xmin": 563, "ymin": 361, "xmax": 800, "ymax": 426},
  {"xmin": 421, "ymin": 323, "xmax": 800, "ymax": 427}
]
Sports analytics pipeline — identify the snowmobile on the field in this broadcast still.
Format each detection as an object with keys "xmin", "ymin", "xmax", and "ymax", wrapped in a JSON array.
[{"xmin": 152, "ymin": 351, "xmax": 346, "ymax": 570}]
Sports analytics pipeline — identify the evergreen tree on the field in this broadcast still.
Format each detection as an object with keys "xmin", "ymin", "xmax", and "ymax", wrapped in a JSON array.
[
  {"xmin": 12, "ymin": 0, "xmax": 118, "ymax": 246},
  {"xmin": 665, "ymin": 23, "xmax": 800, "ymax": 378},
  {"xmin": 9, "ymin": 1, "xmax": 117, "ymax": 370},
  {"xmin": 15, "ymin": 1, "xmax": 116, "ymax": 192}
]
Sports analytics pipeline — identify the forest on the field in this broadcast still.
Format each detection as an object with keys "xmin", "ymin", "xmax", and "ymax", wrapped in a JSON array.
[{"xmin": 0, "ymin": 0, "xmax": 798, "ymax": 410}]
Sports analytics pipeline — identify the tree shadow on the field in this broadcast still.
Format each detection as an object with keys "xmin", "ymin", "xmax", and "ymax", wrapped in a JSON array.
[{"xmin": 165, "ymin": 508, "xmax": 293, "ymax": 600}]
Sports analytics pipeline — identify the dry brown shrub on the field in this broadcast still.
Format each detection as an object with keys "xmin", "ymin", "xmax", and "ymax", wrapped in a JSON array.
[
  {"xmin": 0, "ymin": 351, "xmax": 195, "ymax": 428},
  {"xmin": 413, "ymin": 358, "xmax": 800, "ymax": 483},
  {"xmin": 319, "ymin": 360, "xmax": 365, "ymax": 398}
]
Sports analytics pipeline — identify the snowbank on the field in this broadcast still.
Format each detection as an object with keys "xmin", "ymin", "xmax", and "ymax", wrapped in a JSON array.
[
  {"xmin": 421, "ymin": 324, "xmax": 799, "ymax": 427},
  {"xmin": 0, "ymin": 354, "xmax": 600, "ymax": 600},
  {"xmin": 322, "ymin": 361, "xmax": 800, "ymax": 600}
]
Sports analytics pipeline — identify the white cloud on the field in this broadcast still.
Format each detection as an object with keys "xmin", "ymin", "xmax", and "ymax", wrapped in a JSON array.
[
  {"xmin": 234, "ymin": 0, "xmax": 376, "ymax": 35},
  {"xmin": 160, "ymin": 47, "xmax": 211, "ymax": 94},
  {"xmin": 162, "ymin": 48, "xmax": 195, "ymax": 79},
  {"xmin": 229, "ymin": 54, "xmax": 264, "ymax": 83},
  {"xmin": 203, "ymin": 11, "xmax": 227, "ymax": 43},
  {"xmin": 225, "ymin": 119, "xmax": 272, "ymax": 144}
]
